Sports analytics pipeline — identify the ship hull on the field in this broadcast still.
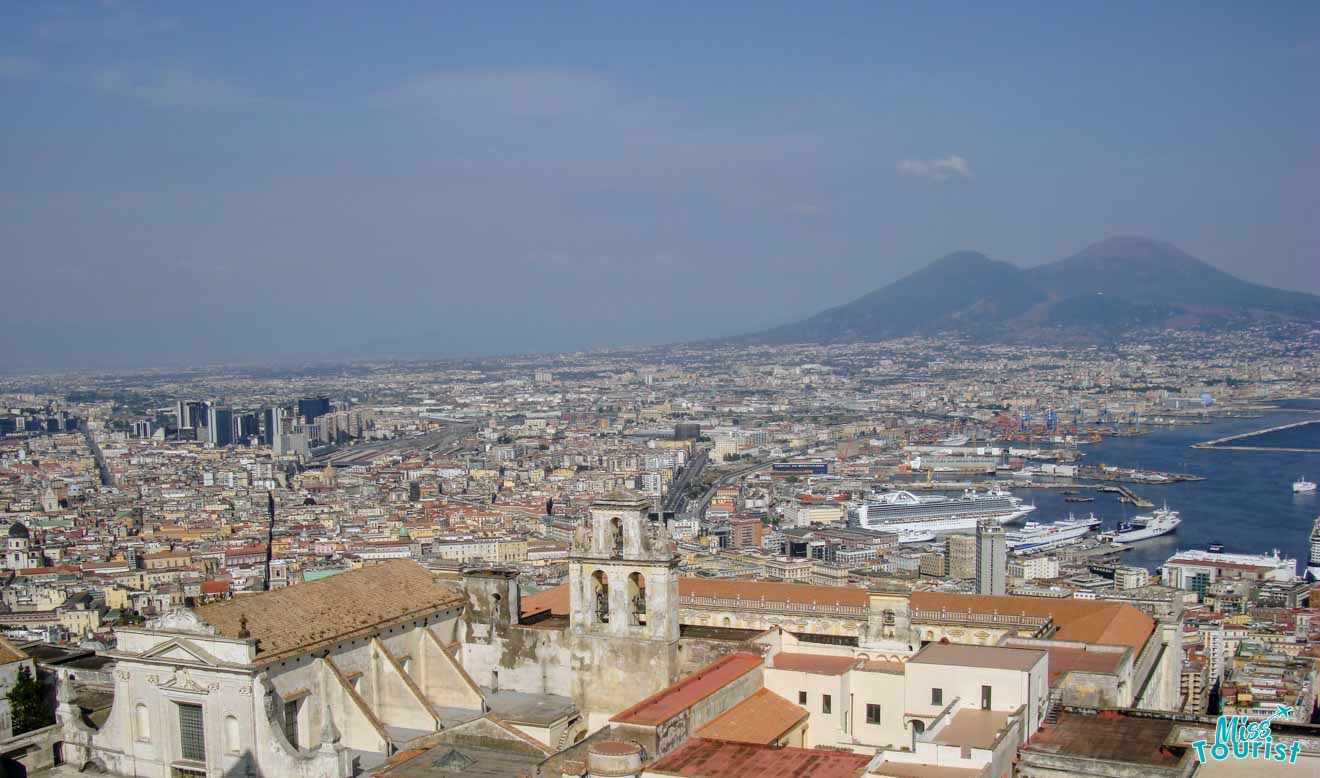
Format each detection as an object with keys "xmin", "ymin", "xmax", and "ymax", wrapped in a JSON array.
[{"xmin": 855, "ymin": 505, "xmax": 1035, "ymax": 534}]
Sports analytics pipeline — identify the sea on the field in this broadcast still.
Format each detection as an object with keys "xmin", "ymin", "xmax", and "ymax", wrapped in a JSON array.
[{"xmin": 1006, "ymin": 399, "xmax": 1320, "ymax": 572}]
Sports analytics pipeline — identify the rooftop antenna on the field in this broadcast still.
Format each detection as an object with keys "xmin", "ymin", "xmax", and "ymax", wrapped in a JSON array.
[{"xmin": 262, "ymin": 490, "xmax": 276, "ymax": 592}]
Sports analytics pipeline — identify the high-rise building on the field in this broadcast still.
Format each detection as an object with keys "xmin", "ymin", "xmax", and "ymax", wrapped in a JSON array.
[
  {"xmin": 237, "ymin": 412, "xmax": 260, "ymax": 442},
  {"xmin": 206, "ymin": 405, "xmax": 234, "ymax": 447},
  {"xmin": 297, "ymin": 396, "xmax": 331, "ymax": 423},
  {"xmin": 976, "ymin": 518, "xmax": 1006, "ymax": 596},
  {"xmin": 946, "ymin": 533, "xmax": 977, "ymax": 579},
  {"xmin": 175, "ymin": 400, "xmax": 204, "ymax": 430},
  {"xmin": 674, "ymin": 422, "xmax": 701, "ymax": 441},
  {"xmin": 262, "ymin": 407, "xmax": 285, "ymax": 446}
]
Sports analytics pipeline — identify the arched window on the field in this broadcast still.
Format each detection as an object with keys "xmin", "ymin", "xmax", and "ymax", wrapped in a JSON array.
[
  {"xmin": 610, "ymin": 518, "xmax": 623, "ymax": 557},
  {"xmin": 135, "ymin": 703, "xmax": 150, "ymax": 742},
  {"xmin": 592, "ymin": 570, "xmax": 609, "ymax": 624},
  {"xmin": 491, "ymin": 592, "xmax": 502, "ymax": 617},
  {"xmin": 225, "ymin": 715, "xmax": 241, "ymax": 754},
  {"xmin": 627, "ymin": 572, "xmax": 647, "ymax": 626}
]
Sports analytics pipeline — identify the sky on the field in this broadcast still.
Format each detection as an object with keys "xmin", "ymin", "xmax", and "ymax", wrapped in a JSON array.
[{"xmin": 2, "ymin": 1, "xmax": 1318, "ymax": 370}]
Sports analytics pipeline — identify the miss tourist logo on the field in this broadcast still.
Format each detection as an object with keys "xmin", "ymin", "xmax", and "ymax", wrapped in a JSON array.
[{"xmin": 1191, "ymin": 704, "xmax": 1303, "ymax": 765}]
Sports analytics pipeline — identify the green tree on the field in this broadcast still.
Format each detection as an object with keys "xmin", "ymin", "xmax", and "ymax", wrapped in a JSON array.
[{"xmin": 8, "ymin": 666, "xmax": 53, "ymax": 735}]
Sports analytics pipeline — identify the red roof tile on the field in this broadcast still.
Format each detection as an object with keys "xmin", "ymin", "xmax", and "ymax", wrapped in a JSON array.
[
  {"xmin": 647, "ymin": 738, "xmax": 869, "ymax": 777},
  {"xmin": 610, "ymin": 653, "xmax": 762, "ymax": 726}
]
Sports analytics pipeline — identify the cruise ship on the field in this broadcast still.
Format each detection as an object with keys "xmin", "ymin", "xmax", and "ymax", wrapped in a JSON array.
[
  {"xmin": 1006, "ymin": 514, "xmax": 1103, "ymax": 553},
  {"xmin": 1100, "ymin": 506, "xmax": 1181, "ymax": 543},
  {"xmin": 1307, "ymin": 517, "xmax": 1320, "ymax": 581},
  {"xmin": 848, "ymin": 487, "xmax": 1035, "ymax": 534}
]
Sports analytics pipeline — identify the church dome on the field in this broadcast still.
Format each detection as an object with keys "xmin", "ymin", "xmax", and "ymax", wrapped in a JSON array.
[{"xmin": 7, "ymin": 522, "xmax": 29, "ymax": 539}]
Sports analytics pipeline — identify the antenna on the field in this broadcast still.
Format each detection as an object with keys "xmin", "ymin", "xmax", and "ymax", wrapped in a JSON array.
[{"xmin": 263, "ymin": 490, "xmax": 276, "ymax": 592}]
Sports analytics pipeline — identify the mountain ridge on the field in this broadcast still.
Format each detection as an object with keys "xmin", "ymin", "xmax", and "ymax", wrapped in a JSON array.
[{"xmin": 732, "ymin": 237, "xmax": 1320, "ymax": 344}]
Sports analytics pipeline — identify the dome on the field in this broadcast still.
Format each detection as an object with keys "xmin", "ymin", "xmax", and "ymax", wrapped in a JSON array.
[{"xmin": 7, "ymin": 522, "xmax": 29, "ymax": 539}]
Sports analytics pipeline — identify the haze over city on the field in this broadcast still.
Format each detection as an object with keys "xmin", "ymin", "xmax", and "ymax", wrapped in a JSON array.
[{"xmin": 2, "ymin": 2, "xmax": 1318, "ymax": 369}]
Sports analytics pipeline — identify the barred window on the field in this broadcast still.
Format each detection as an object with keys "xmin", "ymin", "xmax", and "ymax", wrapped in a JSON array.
[
  {"xmin": 283, "ymin": 699, "xmax": 299, "ymax": 749},
  {"xmin": 177, "ymin": 703, "xmax": 206, "ymax": 762}
]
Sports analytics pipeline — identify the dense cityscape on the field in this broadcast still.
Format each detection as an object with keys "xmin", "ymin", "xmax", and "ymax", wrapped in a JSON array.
[{"xmin": 0, "ymin": 322, "xmax": 1314, "ymax": 777}]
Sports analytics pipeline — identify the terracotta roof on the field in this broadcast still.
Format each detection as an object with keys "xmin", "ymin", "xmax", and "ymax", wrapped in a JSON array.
[
  {"xmin": 695, "ymin": 689, "xmax": 807, "ymax": 744},
  {"xmin": 611, "ymin": 653, "xmax": 762, "ymax": 726},
  {"xmin": 647, "ymin": 738, "xmax": 869, "ymax": 777},
  {"xmin": 1032, "ymin": 644, "xmax": 1127, "ymax": 682},
  {"xmin": 520, "ymin": 584, "xmax": 570, "ymax": 618},
  {"xmin": 199, "ymin": 580, "xmax": 231, "ymax": 595},
  {"xmin": 195, "ymin": 560, "xmax": 463, "ymax": 663},
  {"xmin": 908, "ymin": 643, "xmax": 1045, "ymax": 672},
  {"xmin": 770, "ymin": 652, "xmax": 859, "ymax": 675},
  {"xmin": 682, "ymin": 578, "xmax": 868, "ymax": 607},
  {"xmin": 910, "ymin": 592, "xmax": 1154, "ymax": 651},
  {"xmin": 1022, "ymin": 712, "xmax": 1181, "ymax": 766},
  {"xmin": 0, "ymin": 635, "xmax": 29, "ymax": 665}
]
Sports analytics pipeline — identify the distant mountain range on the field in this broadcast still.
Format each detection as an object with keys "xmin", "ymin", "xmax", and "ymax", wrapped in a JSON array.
[{"xmin": 734, "ymin": 237, "xmax": 1320, "ymax": 344}]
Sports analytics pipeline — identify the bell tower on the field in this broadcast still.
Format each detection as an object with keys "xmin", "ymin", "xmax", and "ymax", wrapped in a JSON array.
[{"xmin": 568, "ymin": 491, "xmax": 680, "ymax": 725}]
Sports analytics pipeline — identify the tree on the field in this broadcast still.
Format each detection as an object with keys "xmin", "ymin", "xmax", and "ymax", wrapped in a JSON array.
[{"xmin": 8, "ymin": 666, "xmax": 53, "ymax": 735}]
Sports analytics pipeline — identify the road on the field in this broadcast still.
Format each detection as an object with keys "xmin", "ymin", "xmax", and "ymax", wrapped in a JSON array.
[
  {"xmin": 691, "ymin": 459, "xmax": 775, "ymax": 519},
  {"xmin": 82, "ymin": 426, "xmax": 114, "ymax": 488},
  {"xmin": 664, "ymin": 449, "xmax": 708, "ymax": 513}
]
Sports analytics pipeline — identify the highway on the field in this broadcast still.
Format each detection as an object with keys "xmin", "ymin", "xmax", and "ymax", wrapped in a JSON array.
[
  {"xmin": 691, "ymin": 459, "xmax": 775, "ymax": 519},
  {"xmin": 664, "ymin": 449, "xmax": 708, "ymax": 513}
]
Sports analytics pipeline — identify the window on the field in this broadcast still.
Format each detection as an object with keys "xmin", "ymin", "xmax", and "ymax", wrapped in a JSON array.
[
  {"xmin": 981, "ymin": 684, "xmax": 992, "ymax": 710},
  {"xmin": 931, "ymin": 688, "xmax": 943, "ymax": 706},
  {"xmin": 822, "ymin": 694, "xmax": 832, "ymax": 714},
  {"xmin": 177, "ymin": 703, "xmax": 206, "ymax": 762},
  {"xmin": 798, "ymin": 691, "xmax": 807, "ymax": 705},
  {"xmin": 283, "ymin": 698, "xmax": 299, "ymax": 748},
  {"xmin": 866, "ymin": 704, "xmax": 882, "ymax": 724}
]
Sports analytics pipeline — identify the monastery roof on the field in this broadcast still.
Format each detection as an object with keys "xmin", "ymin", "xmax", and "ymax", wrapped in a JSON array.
[
  {"xmin": 908, "ymin": 643, "xmax": 1045, "ymax": 672},
  {"xmin": 694, "ymin": 688, "xmax": 807, "ymax": 744},
  {"xmin": 647, "ymin": 738, "xmax": 869, "ymax": 777},
  {"xmin": 909, "ymin": 592, "xmax": 1154, "ymax": 651},
  {"xmin": 610, "ymin": 652, "xmax": 762, "ymax": 727},
  {"xmin": 0, "ymin": 635, "xmax": 29, "ymax": 665},
  {"xmin": 770, "ymin": 652, "xmax": 859, "ymax": 675},
  {"xmin": 195, "ymin": 560, "xmax": 463, "ymax": 663},
  {"xmin": 519, "ymin": 578, "xmax": 868, "ymax": 620}
]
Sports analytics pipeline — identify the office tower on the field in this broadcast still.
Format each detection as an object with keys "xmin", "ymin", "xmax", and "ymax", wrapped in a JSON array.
[
  {"xmin": 175, "ymin": 400, "xmax": 204, "ymax": 430},
  {"xmin": 238, "ymin": 412, "xmax": 260, "ymax": 442},
  {"xmin": 946, "ymin": 533, "xmax": 977, "ymax": 580},
  {"xmin": 206, "ymin": 405, "xmax": 234, "ymax": 447},
  {"xmin": 262, "ymin": 407, "xmax": 284, "ymax": 446},
  {"xmin": 674, "ymin": 422, "xmax": 701, "ymax": 441},
  {"xmin": 976, "ymin": 518, "xmax": 1006, "ymax": 595},
  {"xmin": 297, "ymin": 396, "xmax": 331, "ymax": 423},
  {"xmin": 131, "ymin": 420, "xmax": 153, "ymax": 438}
]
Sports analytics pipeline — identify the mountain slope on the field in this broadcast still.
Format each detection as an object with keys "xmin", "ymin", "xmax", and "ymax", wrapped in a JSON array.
[{"xmin": 736, "ymin": 237, "xmax": 1320, "ymax": 344}]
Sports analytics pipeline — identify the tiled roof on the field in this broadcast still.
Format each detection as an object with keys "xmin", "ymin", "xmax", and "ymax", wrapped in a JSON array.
[
  {"xmin": 910, "ymin": 592, "xmax": 1154, "ymax": 651},
  {"xmin": 196, "ymin": 560, "xmax": 463, "ymax": 663},
  {"xmin": 694, "ymin": 689, "xmax": 807, "ymax": 744},
  {"xmin": 770, "ymin": 652, "xmax": 859, "ymax": 675},
  {"xmin": 908, "ymin": 643, "xmax": 1045, "ymax": 672},
  {"xmin": 0, "ymin": 635, "xmax": 29, "ymax": 665},
  {"xmin": 611, "ymin": 653, "xmax": 762, "ymax": 726},
  {"xmin": 647, "ymin": 738, "xmax": 869, "ymax": 777}
]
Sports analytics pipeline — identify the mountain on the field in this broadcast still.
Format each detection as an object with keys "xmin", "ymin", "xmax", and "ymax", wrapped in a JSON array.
[{"xmin": 736, "ymin": 237, "xmax": 1320, "ymax": 344}]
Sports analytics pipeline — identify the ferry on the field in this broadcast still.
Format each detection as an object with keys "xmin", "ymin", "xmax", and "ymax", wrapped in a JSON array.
[
  {"xmin": 897, "ymin": 529, "xmax": 937, "ymax": 544},
  {"xmin": 1294, "ymin": 478, "xmax": 1317, "ymax": 494},
  {"xmin": 848, "ymin": 487, "xmax": 1035, "ymax": 534},
  {"xmin": 1100, "ymin": 506, "xmax": 1181, "ymax": 544},
  {"xmin": 1006, "ymin": 514, "xmax": 1102, "ymax": 553}
]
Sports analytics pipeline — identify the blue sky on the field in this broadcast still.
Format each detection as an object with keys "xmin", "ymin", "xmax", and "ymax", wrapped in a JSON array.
[{"xmin": 2, "ymin": 1, "xmax": 1317, "ymax": 368}]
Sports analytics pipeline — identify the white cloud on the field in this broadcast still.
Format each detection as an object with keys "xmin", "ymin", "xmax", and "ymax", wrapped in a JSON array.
[
  {"xmin": 897, "ymin": 154, "xmax": 973, "ymax": 182},
  {"xmin": 0, "ymin": 56, "xmax": 41, "ymax": 79}
]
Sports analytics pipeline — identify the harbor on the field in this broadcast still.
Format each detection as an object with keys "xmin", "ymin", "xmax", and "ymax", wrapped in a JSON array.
[{"xmin": 1191, "ymin": 418, "xmax": 1320, "ymax": 453}]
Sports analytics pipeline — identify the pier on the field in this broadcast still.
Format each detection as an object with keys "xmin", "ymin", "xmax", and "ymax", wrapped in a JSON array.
[
  {"xmin": 1191, "ymin": 419, "xmax": 1320, "ymax": 453},
  {"xmin": 1098, "ymin": 485, "xmax": 1154, "ymax": 509}
]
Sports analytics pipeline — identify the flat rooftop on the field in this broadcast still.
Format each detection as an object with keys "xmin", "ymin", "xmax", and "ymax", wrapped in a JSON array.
[
  {"xmin": 1023, "ymin": 712, "xmax": 1183, "ymax": 767},
  {"xmin": 611, "ymin": 652, "xmax": 762, "ymax": 726},
  {"xmin": 481, "ymin": 689, "xmax": 576, "ymax": 727},
  {"xmin": 908, "ymin": 642, "xmax": 1044, "ymax": 672},
  {"xmin": 1033, "ymin": 644, "xmax": 1127, "ymax": 683},
  {"xmin": 931, "ymin": 709, "xmax": 1012, "ymax": 750},
  {"xmin": 868, "ymin": 763, "xmax": 982, "ymax": 778},
  {"xmin": 647, "ymin": 738, "xmax": 870, "ymax": 777}
]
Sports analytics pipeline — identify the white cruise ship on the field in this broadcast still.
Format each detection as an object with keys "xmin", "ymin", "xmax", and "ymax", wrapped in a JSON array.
[
  {"xmin": 848, "ymin": 487, "xmax": 1035, "ymax": 534},
  {"xmin": 1294, "ymin": 478, "xmax": 1317, "ymax": 494},
  {"xmin": 1307, "ymin": 517, "xmax": 1320, "ymax": 581},
  {"xmin": 1100, "ymin": 506, "xmax": 1181, "ymax": 543},
  {"xmin": 1006, "ymin": 514, "xmax": 1102, "ymax": 553}
]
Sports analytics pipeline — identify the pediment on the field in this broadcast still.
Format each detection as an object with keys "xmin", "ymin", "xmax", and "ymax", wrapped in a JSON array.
[{"xmin": 141, "ymin": 638, "xmax": 221, "ymax": 667}]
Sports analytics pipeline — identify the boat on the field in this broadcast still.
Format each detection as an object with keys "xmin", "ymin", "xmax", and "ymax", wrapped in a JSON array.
[
  {"xmin": 847, "ymin": 487, "xmax": 1035, "ymax": 534},
  {"xmin": 897, "ymin": 529, "xmax": 937, "ymax": 544},
  {"xmin": 1307, "ymin": 517, "xmax": 1320, "ymax": 581},
  {"xmin": 1100, "ymin": 506, "xmax": 1181, "ymax": 543},
  {"xmin": 1006, "ymin": 514, "xmax": 1102, "ymax": 552},
  {"xmin": 1294, "ymin": 478, "xmax": 1317, "ymax": 494},
  {"xmin": 1061, "ymin": 490, "xmax": 1080, "ymax": 496},
  {"xmin": 1064, "ymin": 496, "xmax": 1094, "ymax": 503}
]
